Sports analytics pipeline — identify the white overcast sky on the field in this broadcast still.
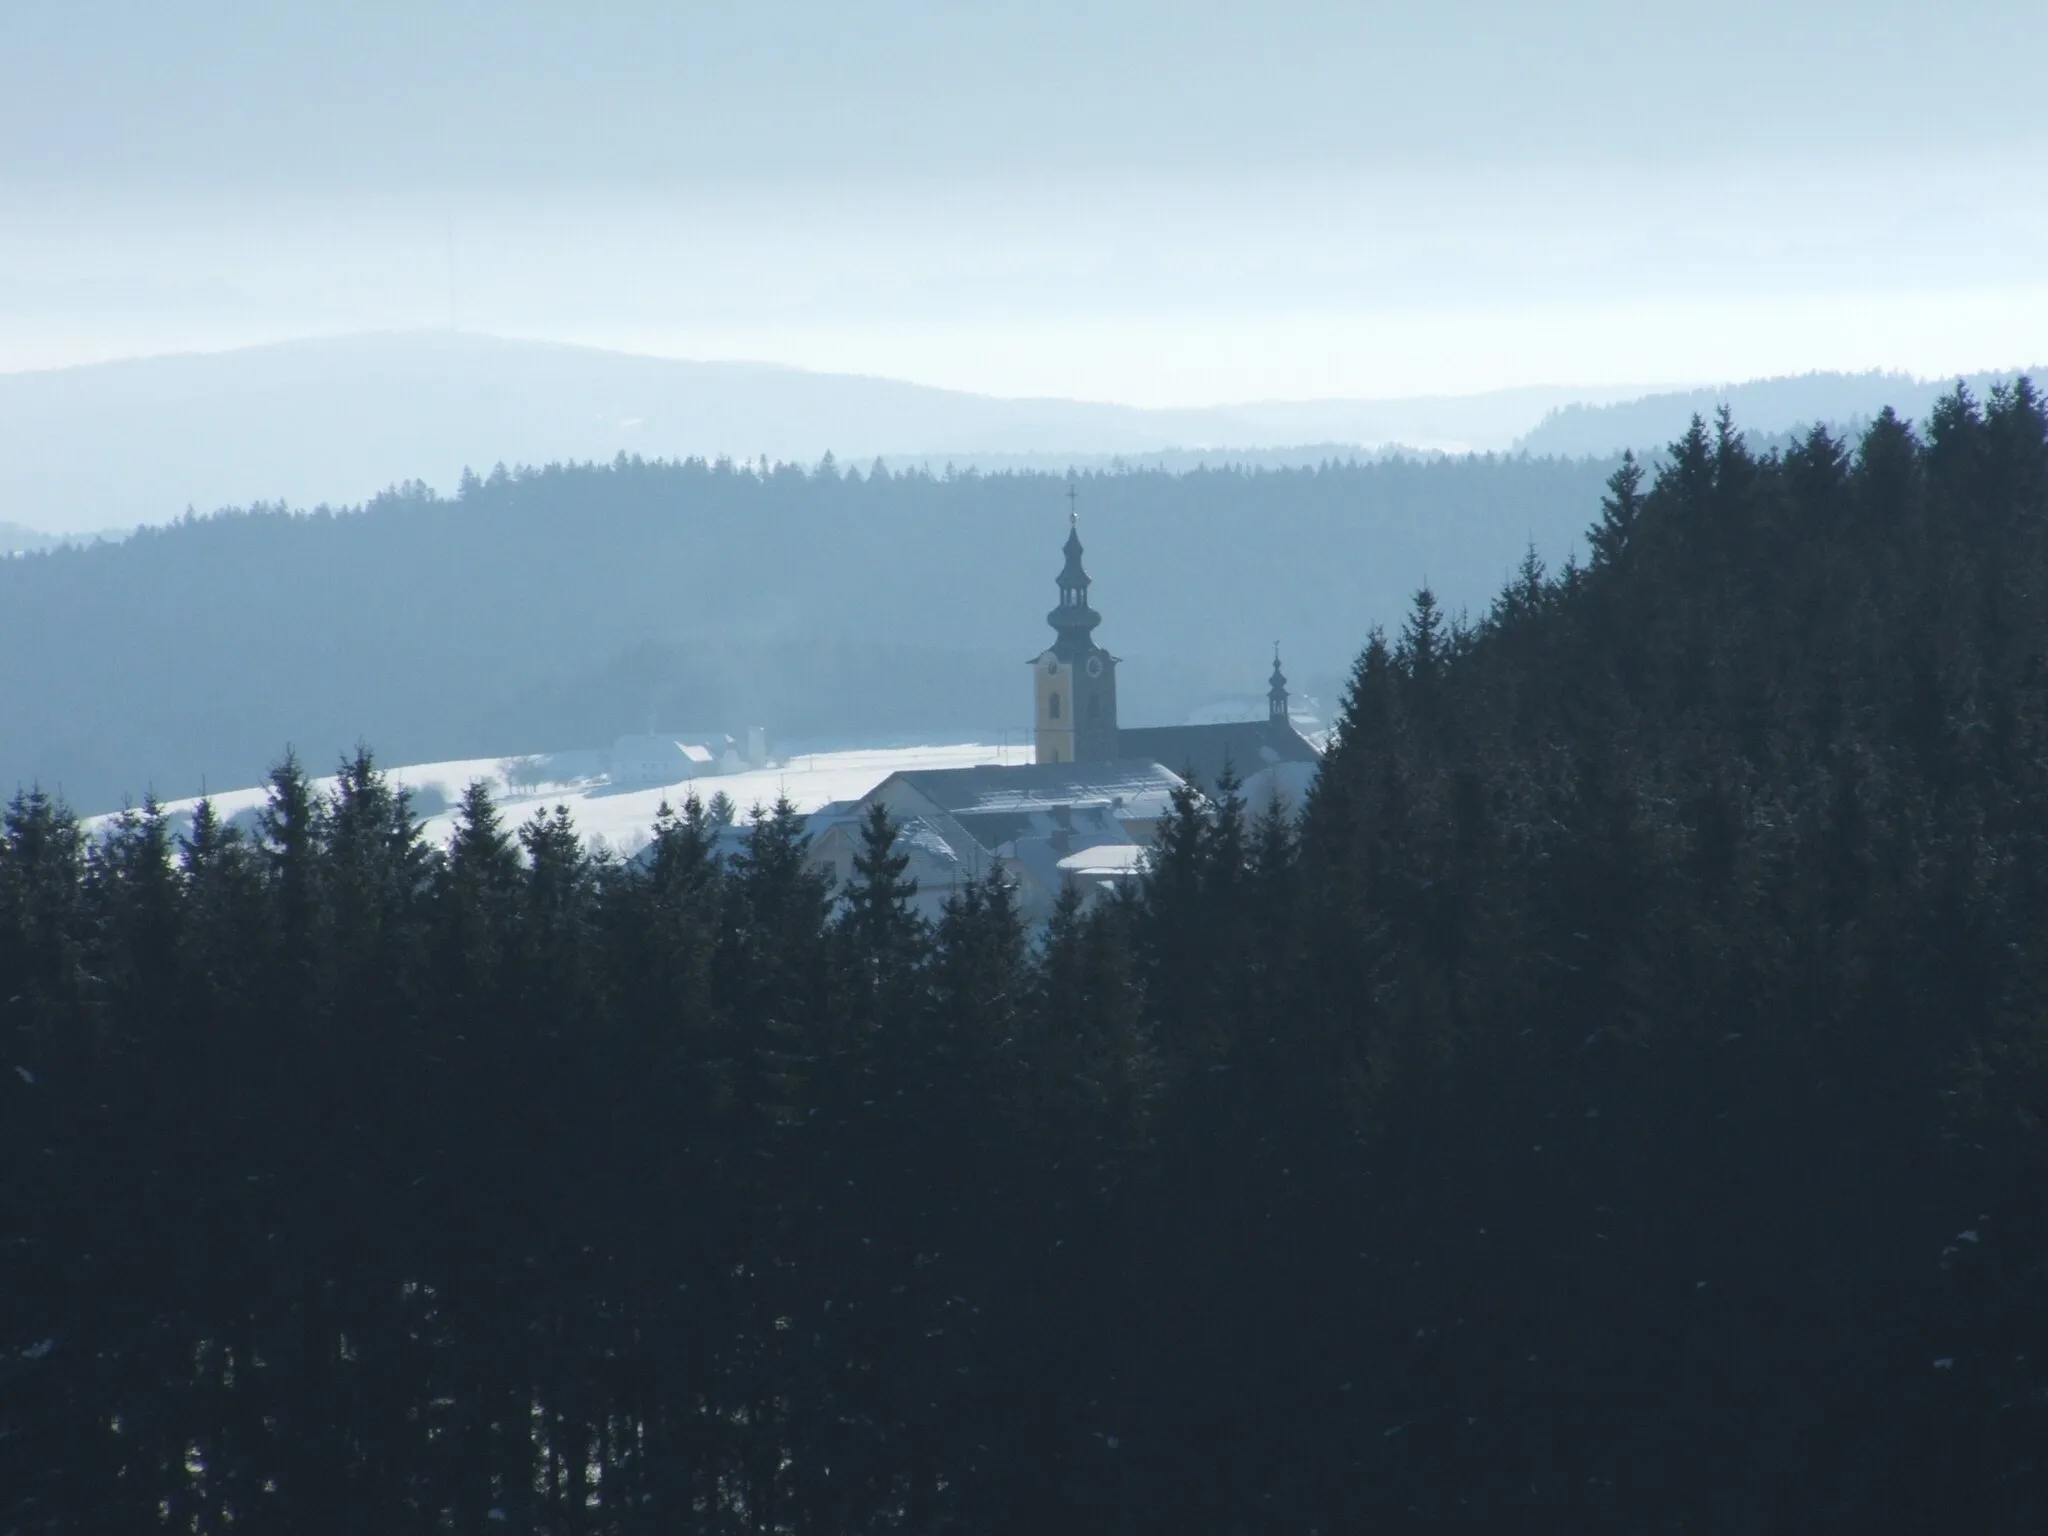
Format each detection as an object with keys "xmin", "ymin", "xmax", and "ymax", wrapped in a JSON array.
[{"xmin": 4, "ymin": 0, "xmax": 2045, "ymax": 404}]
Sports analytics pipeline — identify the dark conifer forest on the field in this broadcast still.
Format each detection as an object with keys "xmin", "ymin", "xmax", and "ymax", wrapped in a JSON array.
[{"xmin": 8, "ymin": 385, "xmax": 2048, "ymax": 1530}]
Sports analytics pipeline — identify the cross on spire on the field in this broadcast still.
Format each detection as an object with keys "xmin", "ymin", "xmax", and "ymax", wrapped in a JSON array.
[{"xmin": 1066, "ymin": 483, "xmax": 1079, "ymax": 524}]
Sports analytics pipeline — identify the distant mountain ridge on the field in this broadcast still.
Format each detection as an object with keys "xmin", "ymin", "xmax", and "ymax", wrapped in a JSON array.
[
  {"xmin": 0, "ymin": 332, "xmax": 1644, "ymax": 536},
  {"xmin": 6, "ymin": 334, "xmax": 2033, "ymax": 541},
  {"xmin": 1516, "ymin": 366, "xmax": 2048, "ymax": 459}
]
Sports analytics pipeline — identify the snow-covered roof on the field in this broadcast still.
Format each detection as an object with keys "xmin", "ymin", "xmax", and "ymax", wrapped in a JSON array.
[
  {"xmin": 894, "ymin": 816, "xmax": 967, "ymax": 866},
  {"xmin": 1056, "ymin": 844, "xmax": 1149, "ymax": 876}
]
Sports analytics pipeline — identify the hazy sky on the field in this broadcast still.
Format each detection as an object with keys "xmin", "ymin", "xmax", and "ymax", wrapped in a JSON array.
[{"xmin": 5, "ymin": 1, "xmax": 2046, "ymax": 403}]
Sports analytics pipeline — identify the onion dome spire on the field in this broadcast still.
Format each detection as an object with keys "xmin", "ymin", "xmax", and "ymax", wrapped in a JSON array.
[
  {"xmin": 1268, "ymin": 642, "xmax": 1290, "ymax": 723},
  {"xmin": 1047, "ymin": 488, "xmax": 1102, "ymax": 659}
]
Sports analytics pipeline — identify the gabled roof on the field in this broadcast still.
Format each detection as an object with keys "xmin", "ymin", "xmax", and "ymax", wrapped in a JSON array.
[
  {"xmin": 1114, "ymin": 720, "xmax": 1321, "ymax": 798},
  {"xmin": 879, "ymin": 760, "xmax": 1185, "ymax": 822}
]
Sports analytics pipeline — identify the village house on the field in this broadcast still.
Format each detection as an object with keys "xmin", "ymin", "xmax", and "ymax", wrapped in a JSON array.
[{"xmin": 609, "ymin": 726, "xmax": 769, "ymax": 788}]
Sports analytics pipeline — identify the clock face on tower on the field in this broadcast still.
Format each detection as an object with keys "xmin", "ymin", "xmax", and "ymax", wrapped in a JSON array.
[
  {"xmin": 1045, "ymin": 656, "xmax": 1059, "ymax": 675},
  {"xmin": 1086, "ymin": 655, "xmax": 1104, "ymax": 678}
]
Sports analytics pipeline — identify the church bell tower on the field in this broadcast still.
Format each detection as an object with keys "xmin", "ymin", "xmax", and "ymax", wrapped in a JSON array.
[{"xmin": 1032, "ymin": 496, "xmax": 1118, "ymax": 764}]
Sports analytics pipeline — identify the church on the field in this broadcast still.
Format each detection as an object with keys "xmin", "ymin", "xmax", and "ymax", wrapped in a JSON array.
[
  {"xmin": 812, "ymin": 503, "xmax": 1322, "ymax": 920},
  {"xmin": 1026, "ymin": 507, "xmax": 1319, "ymax": 792}
]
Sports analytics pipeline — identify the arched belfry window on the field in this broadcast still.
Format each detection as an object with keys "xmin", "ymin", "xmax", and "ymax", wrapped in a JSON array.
[{"xmin": 1049, "ymin": 691, "xmax": 1062, "ymax": 720}]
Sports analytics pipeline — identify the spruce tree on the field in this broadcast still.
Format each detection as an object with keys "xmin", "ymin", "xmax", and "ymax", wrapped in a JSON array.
[
  {"xmin": 1397, "ymin": 584, "xmax": 1444, "ymax": 718},
  {"xmin": 838, "ymin": 800, "xmax": 923, "ymax": 973},
  {"xmin": 1586, "ymin": 450, "xmax": 1643, "ymax": 569},
  {"xmin": 438, "ymin": 780, "xmax": 520, "ymax": 964}
]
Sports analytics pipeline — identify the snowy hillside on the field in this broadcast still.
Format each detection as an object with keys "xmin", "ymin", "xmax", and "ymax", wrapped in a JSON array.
[{"xmin": 91, "ymin": 742, "xmax": 1034, "ymax": 857}]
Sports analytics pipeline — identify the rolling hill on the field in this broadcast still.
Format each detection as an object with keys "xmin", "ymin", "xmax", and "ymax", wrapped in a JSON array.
[{"xmin": 0, "ymin": 332, "xmax": 1639, "ymax": 536}]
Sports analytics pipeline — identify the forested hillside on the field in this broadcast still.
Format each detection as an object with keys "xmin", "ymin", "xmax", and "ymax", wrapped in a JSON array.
[
  {"xmin": 7, "ymin": 383, "xmax": 2046, "ymax": 1529},
  {"xmin": 0, "ymin": 453, "xmax": 1614, "ymax": 812},
  {"xmin": 1518, "ymin": 364, "xmax": 2045, "ymax": 459}
]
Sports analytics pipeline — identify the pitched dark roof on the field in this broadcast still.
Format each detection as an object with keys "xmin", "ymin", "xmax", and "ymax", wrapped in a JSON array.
[
  {"xmin": 950, "ymin": 799, "xmax": 1128, "ymax": 859},
  {"xmin": 1114, "ymin": 720, "xmax": 1321, "ymax": 797},
  {"xmin": 881, "ymin": 760, "xmax": 1184, "ymax": 819}
]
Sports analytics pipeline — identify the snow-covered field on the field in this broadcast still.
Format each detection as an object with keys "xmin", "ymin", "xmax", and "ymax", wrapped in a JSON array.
[{"xmin": 91, "ymin": 742, "xmax": 1035, "ymax": 857}]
